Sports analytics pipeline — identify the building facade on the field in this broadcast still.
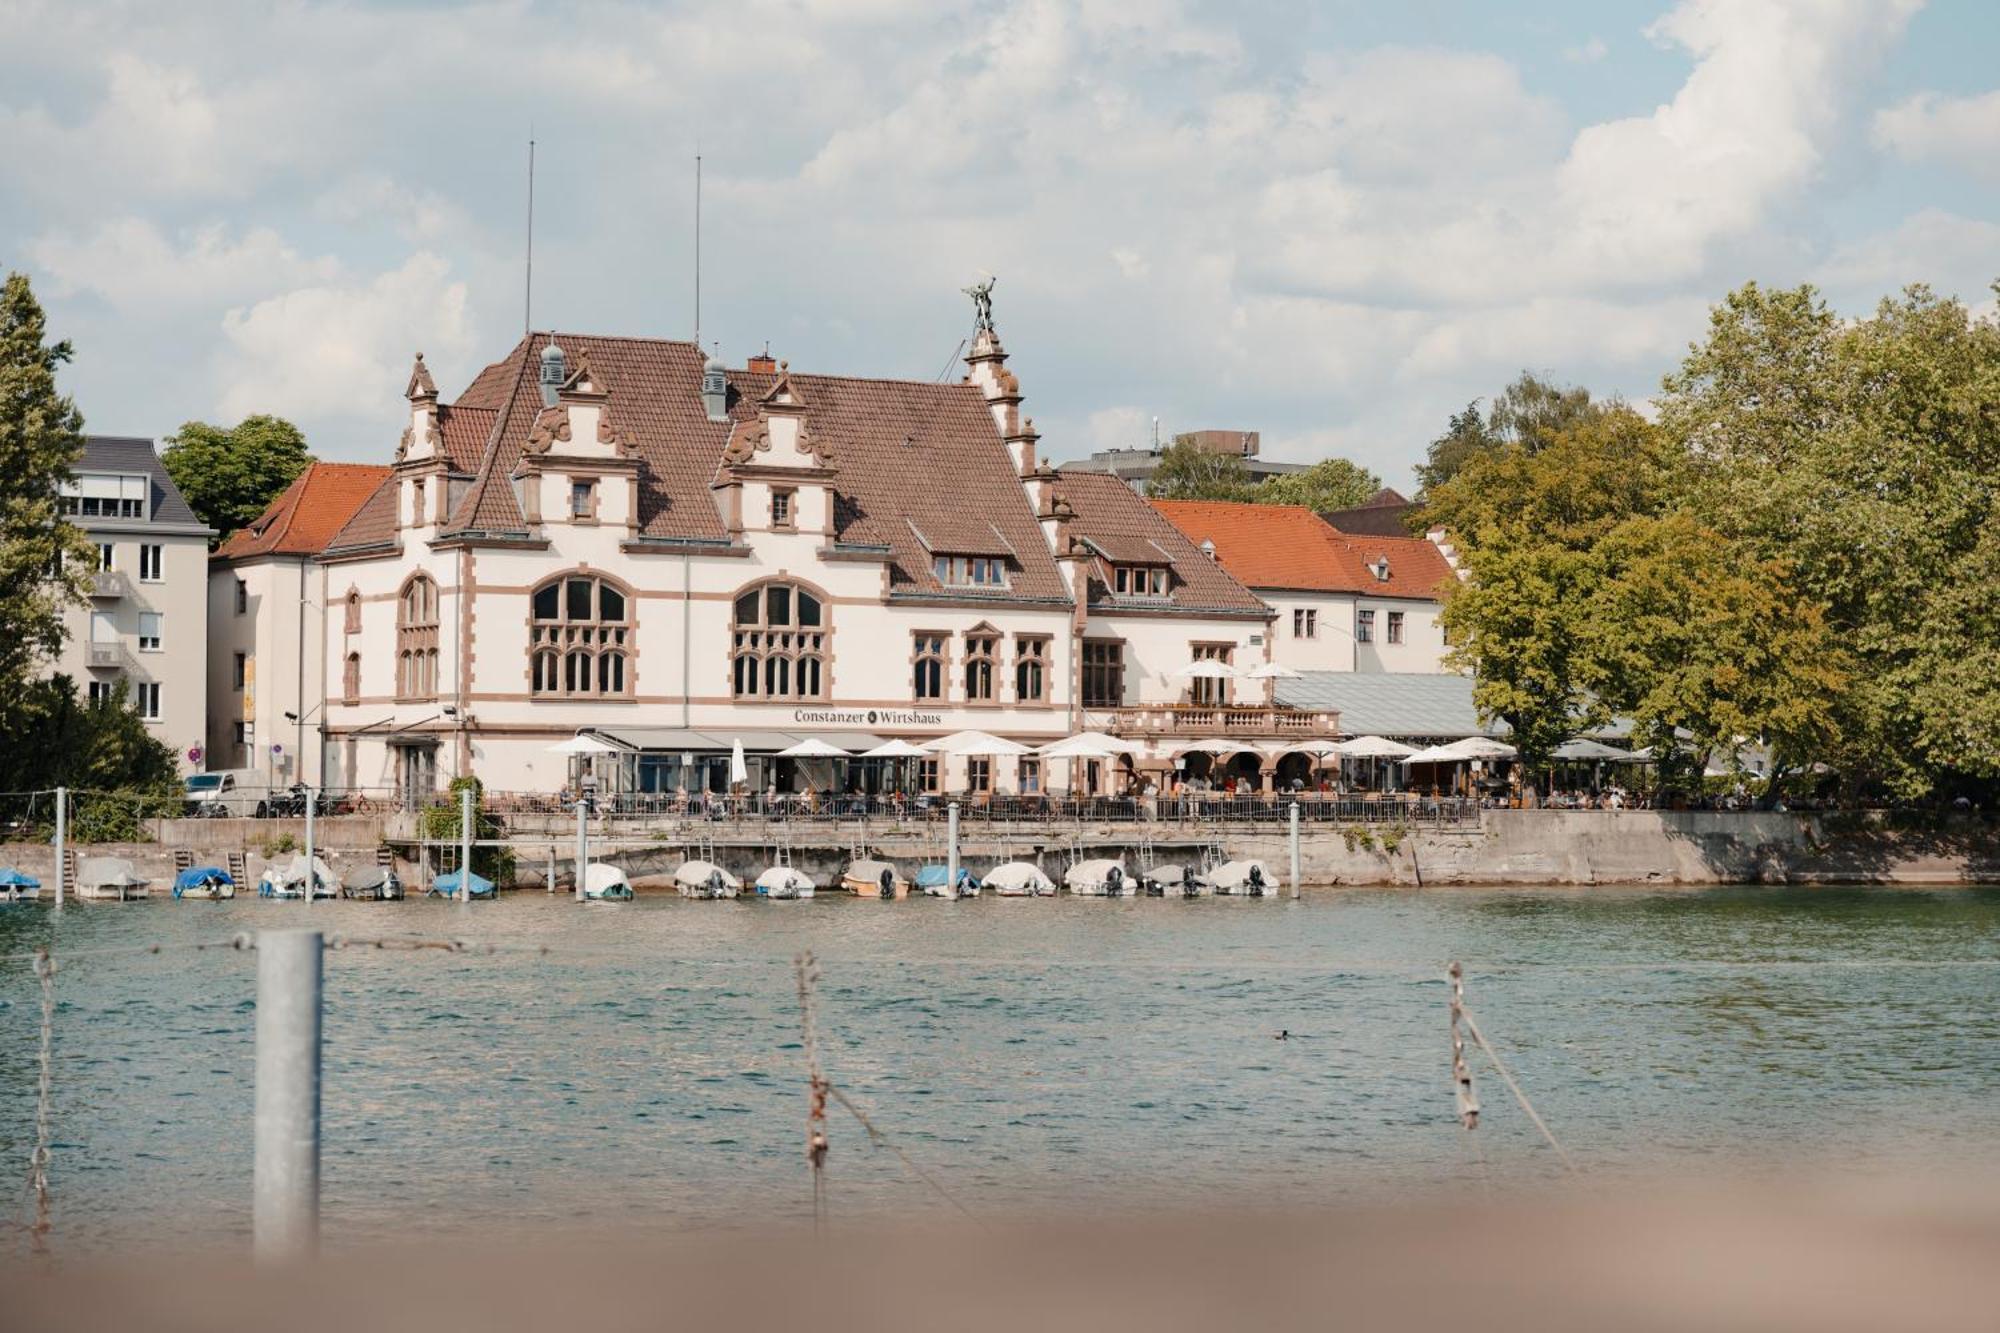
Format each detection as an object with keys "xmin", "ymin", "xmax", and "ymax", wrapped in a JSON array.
[
  {"xmin": 316, "ymin": 317, "xmax": 1305, "ymax": 800},
  {"xmin": 51, "ymin": 437, "xmax": 214, "ymax": 768},
  {"xmin": 1061, "ymin": 427, "xmax": 1306, "ymax": 493},
  {"xmin": 1151, "ymin": 499, "xmax": 1456, "ymax": 676},
  {"xmin": 207, "ymin": 462, "xmax": 391, "ymax": 783}
]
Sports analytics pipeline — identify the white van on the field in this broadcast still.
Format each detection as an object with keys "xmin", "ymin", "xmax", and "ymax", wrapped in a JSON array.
[{"xmin": 183, "ymin": 770, "xmax": 278, "ymax": 818}]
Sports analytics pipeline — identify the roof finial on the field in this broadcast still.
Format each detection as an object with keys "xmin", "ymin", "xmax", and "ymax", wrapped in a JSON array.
[{"xmin": 962, "ymin": 273, "xmax": 996, "ymax": 333}]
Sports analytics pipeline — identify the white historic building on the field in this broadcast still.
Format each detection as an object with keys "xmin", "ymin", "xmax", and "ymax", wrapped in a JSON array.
[{"xmin": 316, "ymin": 314, "xmax": 1313, "ymax": 800}]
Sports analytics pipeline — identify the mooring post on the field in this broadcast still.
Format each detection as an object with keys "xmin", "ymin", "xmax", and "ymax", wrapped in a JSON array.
[
  {"xmin": 948, "ymin": 801, "xmax": 960, "ymax": 897},
  {"xmin": 1289, "ymin": 801, "xmax": 1301, "ymax": 899},
  {"xmin": 254, "ymin": 929, "xmax": 322, "ymax": 1260},
  {"xmin": 302, "ymin": 785, "xmax": 316, "ymax": 906},
  {"xmin": 573, "ymin": 800, "xmax": 587, "ymax": 902},
  {"xmin": 546, "ymin": 840, "xmax": 557, "ymax": 894},
  {"xmin": 51, "ymin": 787, "xmax": 65, "ymax": 908},
  {"xmin": 458, "ymin": 785, "xmax": 474, "ymax": 902}
]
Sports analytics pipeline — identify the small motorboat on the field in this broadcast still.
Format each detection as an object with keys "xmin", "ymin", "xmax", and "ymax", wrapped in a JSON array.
[
  {"xmin": 1210, "ymin": 859, "xmax": 1279, "ymax": 897},
  {"xmin": 344, "ymin": 865, "xmax": 404, "ymax": 900},
  {"xmin": 982, "ymin": 861, "xmax": 1055, "ymax": 897},
  {"xmin": 755, "ymin": 866, "xmax": 815, "ymax": 899},
  {"xmin": 584, "ymin": 863, "xmax": 635, "ymax": 901},
  {"xmin": 260, "ymin": 854, "xmax": 341, "ymax": 900},
  {"xmin": 1064, "ymin": 858, "xmax": 1130, "ymax": 897},
  {"xmin": 427, "ymin": 868, "xmax": 496, "ymax": 899},
  {"xmin": 1141, "ymin": 863, "xmax": 1208, "ymax": 898},
  {"xmin": 916, "ymin": 865, "xmax": 980, "ymax": 898},
  {"xmin": 840, "ymin": 859, "xmax": 907, "ymax": 900},
  {"xmin": 0, "ymin": 869, "xmax": 42, "ymax": 903},
  {"xmin": 674, "ymin": 860, "xmax": 741, "ymax": 899},
  {"xmin": 77, "ymin": 856, "xmax": 148, "ymax": 901},
  {"xmin": 172, "ymin": 866, "xmax": 236, "ymax": 900}
]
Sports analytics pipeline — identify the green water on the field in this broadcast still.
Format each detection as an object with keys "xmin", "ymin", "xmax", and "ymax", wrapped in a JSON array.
[{"xmin": 0, "ymin": 884, "xmax": 1995, "ymax": 1249}]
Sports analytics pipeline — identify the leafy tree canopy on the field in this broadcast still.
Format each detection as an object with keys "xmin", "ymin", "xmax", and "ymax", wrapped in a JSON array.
[
  {"xmin": 1144, "ymin": 436, "xmax": 1257, "ymax": 501},
  {"xmin": 162, "ymin": 414, "xmax": 313, "ymax": 545},
  {"xmin": 1255, "ymin": 457, "xmax": 1382, "ymax": 511},
  {"xmin": 0, "ymin": 272, "xmax": 94, "ymax": 719},
  {"xmin": 1414, "ymin": 371, "xmax": 1605, "ymax": 494}
]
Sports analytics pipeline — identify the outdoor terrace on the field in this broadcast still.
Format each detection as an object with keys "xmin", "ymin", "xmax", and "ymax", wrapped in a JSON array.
[{"xmin": 1094, "ymin": 705, "xmax": 1342, "ymax": 739}]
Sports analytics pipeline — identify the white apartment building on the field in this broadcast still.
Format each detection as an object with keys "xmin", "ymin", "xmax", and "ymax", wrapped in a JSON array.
[
  {"xmin": 52, "ymin": 437, "xmax": 214, "ymax": 768},
  {"xmin": 315, "ymin": 311, "xmax": 1311, "ymax": 801},
  {"xmin": 207, "ymin": 462, "xmax": 391, "ymax": 784}
]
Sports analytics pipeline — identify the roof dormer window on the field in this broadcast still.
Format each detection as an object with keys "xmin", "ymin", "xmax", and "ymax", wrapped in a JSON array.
[
  {"xmin": 935, "ymin": 555, "xmax": 1008, "ymax": 588},
  {"xmin": 1369, "ymin": 557, "xmax": 1391, "ymax": 582},
  {"xmin": 1113, "ymin": 564, "xmax": 1170, "ymax": 598}
]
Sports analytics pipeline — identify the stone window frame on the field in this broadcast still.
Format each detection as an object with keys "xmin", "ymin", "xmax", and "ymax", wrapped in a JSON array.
[
  {"xmin": 912, "ymin": 630, "xmax": 948, "ymax": 703},
  {"xmin": 396, "ymin": 573, "xmax": 441, "ymax": 701},
  {"xmin": 1018, "ymin": 756, "xmax": 1042, "ymax": 794},
  {"xmin": 729, "ymin": 578, "xmax": 830, "ymax": 702},
  {"xmin": 1187, "ymin": 641, "xmax": 1234, "ymax": 708},
  {"xmin": 568, "ymin": 476, "xmax": 599, "ymax": 523},
  {"xmin": 962, "ymin": 623, "xmax": 1000, "ymax": 705},
  {"xmin": 342, "ymin": 651, "xmax": 360, "ymax": 704},
  {"xmin": 530, "ymin": 570, "xmax": 636, "ymax": 700},
  {"xmin": 770, "ymin": 487, "xmax": 795, "ymax": 530},
  {"xmin": 1080, "ymin": 638, "xmax": 1125, "ymax": 710},
  {"xmin": 1012, "ymin": 634, "xmax": 1050, "ymax": 704},
  {"xmin": 967, "ymin": 757, "xmax": 992, "ymax": 793},
  {"xmin": 343, "ymin": 587, "xmax": 362, "ymax": 634}
]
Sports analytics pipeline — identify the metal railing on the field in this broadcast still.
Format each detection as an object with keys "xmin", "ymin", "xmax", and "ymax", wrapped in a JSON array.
[{"xmin": 1097, "ymin": 705, "xmax": 1341, "ymax": 737}]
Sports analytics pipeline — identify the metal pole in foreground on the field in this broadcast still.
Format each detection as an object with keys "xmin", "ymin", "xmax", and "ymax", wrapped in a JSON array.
[
  {"xmin": 458, "ymin": 785, "xmax": 474, "ymax": 903},
  {"xmin": 254, "ymin": 929, "xmax": 322, "ymax": 1260},
  {"xmin": 1288, "ymin": 801, "xmax": 1301, "ymax": 900},
  {"xmin": 52, "ymin": 787, "xmax": 66, "ymax": 907},
  {"xmin": 302, "ymin": 785, "xmax": 315, "ymax": 907},
  {"xmin": 947, "ymin": 801, "xmax": 960, "ymax": 897},
  {"xmin": 573, "ymin": 800, "xmax": 587, "ymax": 902}
]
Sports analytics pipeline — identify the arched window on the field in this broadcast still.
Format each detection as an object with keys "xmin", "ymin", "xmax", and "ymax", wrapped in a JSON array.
[
  {"xmin": 731, "ymin": 581, "xmax": 827, "ymax": 700},
  {"xmin": 396, "ymin": 575, "xmax": 438, "ymax": 700},
  {"xmin": 964, "ymin": 626, "xmax": 998, "ymax": 702},
  {"xmin": 530, "ymin": 573, "xmax": 632, "ymax": 698},
  {"xmin": 343, "ymin": 588, "xmax": 361, "ymax": 635},
  {"xmin": 913, "ymin": 633, "xmax": 946, "ymax": 701},
  {"xmin": 342, "ymin": 652, "xmax": 360, "ymax": 704},
  {"xmin": 1014, "ymin": 636, "xmax": 1048, "ymax": 703}
]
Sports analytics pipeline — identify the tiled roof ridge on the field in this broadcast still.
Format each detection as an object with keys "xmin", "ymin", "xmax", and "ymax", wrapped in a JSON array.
[{"xmin": 444, "ymin": 338, "xmax": 540, "ymax": 535}]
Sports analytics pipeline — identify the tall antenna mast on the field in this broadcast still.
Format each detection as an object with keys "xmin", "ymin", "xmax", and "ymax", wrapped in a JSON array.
[
  {"xmin": 694, "ymin": 152, "xmax": 702, "ymax": 346},
  {"xmin": 524, "ymin": 132, "xmax": 536, "ymax": 335}
]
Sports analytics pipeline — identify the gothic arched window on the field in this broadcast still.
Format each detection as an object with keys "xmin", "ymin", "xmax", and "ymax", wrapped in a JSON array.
[
  {"xmin": 530, "ymin": 573, "xmax": 633, "ymax": 698},
  {"xmin": 396, "ymin": 574, "xmax": 438, "ymax": 700},
  {"xmin": 731, "ymin": 581, "xmax": 827, "ymax": 700}
]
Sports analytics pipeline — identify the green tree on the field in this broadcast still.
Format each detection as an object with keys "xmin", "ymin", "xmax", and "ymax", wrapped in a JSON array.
[
  {"xmin": 1414, "ymin": 372, "xmax": 1604, "ymax": 494},
  {"xmin": 162, "ymin": 414, "xmax": 313, "ymax": 545},
  {"xmin": 1254, "ymin": 457, "xmax": 1382, "ymax": 511},
  {"xmin": 0, "ymin": 272, "xmax": 94, "ymax": 719},
  {"xmin": 0, "ymin": 676, "xmax": 181, "ymax": 839},
  {"xmin": 1145, "ymin": 436, "xmax": 1256, "ymax": 501}
]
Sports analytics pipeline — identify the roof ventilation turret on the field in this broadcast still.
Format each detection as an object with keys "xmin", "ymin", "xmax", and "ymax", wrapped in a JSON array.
[
  {"xmin": 702, "ymin": 346, "xmax": 728, "ymax": 422},
  {"xmin": 538, "ymin": 340, "xmax": 566, "ymax": 407}
]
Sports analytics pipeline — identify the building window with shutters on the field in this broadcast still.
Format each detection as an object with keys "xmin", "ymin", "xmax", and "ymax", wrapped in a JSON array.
[
  {"xmin": 1081, "ymin": 640, "xmax": 1124, "ymax": 709},
  {"xmin": 396, "ymin": 574, "xmax": 441, "ymax": 700},
  {"xmin": 531, "ymin": 573, "xmax": 634, "ymax": 698},
  {"xmin": 913, "ymin": 632, "xmax": 946, "ymax": 702},
  {"xmin": 137, "ymin": 613, "xmax": 162, "ymax": 652},
  {"xmin": 963, "ymin": 627, "xmax": 998, "ymax": 703},
  {"xmin": 1013, "ymin": 635, "xmax": 1049, "ymax": 703},
  {"xmin": 728, "ymin": 581, "xmax": 827, "ymax": 701}
]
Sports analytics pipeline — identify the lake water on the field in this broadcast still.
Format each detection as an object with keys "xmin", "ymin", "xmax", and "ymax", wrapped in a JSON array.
[{"xmin": 1, "ymin": 884, "xmax": 1997, "ymax": 1251}]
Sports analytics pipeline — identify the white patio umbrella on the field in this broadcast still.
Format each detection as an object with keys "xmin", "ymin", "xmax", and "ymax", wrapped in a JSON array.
[
  {"xmin": 1173, "ymin": 737, "xmax": 1255, "ymax": 755},
  {"xmin": 1261, "ymin": 739, "xmax": 1343, "ymax": 757},
  {"xmin": 729, "ymin": 737, "xmax": 749, "ymax": 787},
  {"xmin": 924, "ymin": 729, "xmax": 1033, "ymax": 757},
  {"xmin": 1443, "ymin": 736, "xmax": 1518, "ymax": 760},
  {"xmin": 1243, "ymin": 662, "xmax": 1302, "ymax": 679},
  {"xmin": 777, "ymin": 738, "xmax": 852, "ymax": 757},
  {"xmin": 1551, "ymin": 738, "xmax": 1629, "ymax": 761},
  {"xmin": 1170, "ymin": 659, "xmax": 1242, "ymax": 679},
  {"xmin": 1404, "ymin": 743, "xmax": 1475, "ymax": 764},
  {"xmin": 1333, "ymin": 735, "xmax": 1418, "ymax": 758},
  {"xmin": 547, "ymin": 733, "xmax": 622, "ymax": 755},
  {"xmin": 1037, "ymin": 731, "xmax": 1141, "ymax": 758},
  {"xmin": 861, "ymin": 738, "xmax": 930, "ymax": 758}
]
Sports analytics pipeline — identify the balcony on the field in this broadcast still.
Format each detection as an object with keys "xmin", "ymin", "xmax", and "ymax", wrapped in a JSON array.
[
  {"xmin": 91, "ymin": 570, "xmax": 133, "ymax": 599},
  {"xmin": 86, "ymin": 642, "xmax": 130, "ymax": 670},
  {"xmin": 1095, "ymin": 705, "xmax": 1341, "ymax": 739}
]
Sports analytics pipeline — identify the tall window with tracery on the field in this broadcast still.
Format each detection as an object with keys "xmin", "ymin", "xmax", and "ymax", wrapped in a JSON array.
[
  {"xmin": 531, "ymin": 573, "xmax": 633, "ymax": 697},
  {"xmin": 913, "ymin": 633, "xmax": 946, "ymax": 701},
  {"xmin": 963, "ymin": 628, "xmax": 998, "ymax": 702},
  {"xmin": 1013, "ymin": 636, "xmax": 1049, "ymax": 703},
  {"xmin": 730, "ymin": 582, "xmax": 827, "ymax": 699},
  {"xmin": 396, "ymin": 575, "xmax": 439, "ymax": 700}
]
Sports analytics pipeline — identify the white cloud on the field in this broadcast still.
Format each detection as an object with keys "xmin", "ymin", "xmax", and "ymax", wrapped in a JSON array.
[
  {"xmin": 1811, "ymin": 208, "xmax": 2000, "ymax": 303},
  {"xmin": 1564, "ymin": 37, "xmax": 1609, "ymax": 63},
  {"xmin": 1873, "ymin": 88, "xmax": 2000, "ymax": 179},
  {"xmin": 29, "ymin": 219, "xmax": 337, "ymax": 307},
  {"xmin": 216, "ymin": 253, "xmax": 474, "ymax": 422}
]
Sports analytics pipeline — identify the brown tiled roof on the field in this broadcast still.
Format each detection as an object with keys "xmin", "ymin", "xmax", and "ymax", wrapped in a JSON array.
[
  {"xmin": 1053, "ymin": 473, "xmax": 1267, "ymax": 615},
  {"xmin": 215, "ymin": 462, "xmax": 393, "ymax": 560},
  {"xmin": 1154, "ymin": 498, "xmax": 1450, "ymax": 601},
  {"xmin": 333, "ymin": 332, "xmax": 1070, "ymax": 603}
]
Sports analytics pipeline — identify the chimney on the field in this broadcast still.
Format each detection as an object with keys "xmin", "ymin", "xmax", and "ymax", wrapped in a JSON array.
[
  {"xmin": 747, "ymin": 343, "xmax": 777, "ymax": 373},
  {"xmin": 538, "ymin": 340, "xmax": 566, "ymax": 407}
]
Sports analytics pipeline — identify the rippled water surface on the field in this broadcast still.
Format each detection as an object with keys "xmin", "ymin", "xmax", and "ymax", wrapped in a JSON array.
[{"xmin": 1, "ymin": 884, "xmax": 1996, "ymax": 1249}]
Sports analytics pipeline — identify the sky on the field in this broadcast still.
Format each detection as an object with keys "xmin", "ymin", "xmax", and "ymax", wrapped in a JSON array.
[{"xmin": 4, "ymin": 0, "xmax": 1999, "ymax": 490}]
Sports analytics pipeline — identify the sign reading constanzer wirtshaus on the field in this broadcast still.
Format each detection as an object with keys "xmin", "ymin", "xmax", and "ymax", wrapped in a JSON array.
[{"xmin": 793, "ymin": 708, "xmax": 944, "ymax": 729}]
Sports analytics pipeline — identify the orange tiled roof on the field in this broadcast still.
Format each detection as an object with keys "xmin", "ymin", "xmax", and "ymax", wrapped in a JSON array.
[
  {"xmin": 215, "ymin": 462, "xmax": 394, "ymax": 560},
  {"xmin": 1151, "ymin": 498, "xmax": 1451, "ymax": 601}
]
